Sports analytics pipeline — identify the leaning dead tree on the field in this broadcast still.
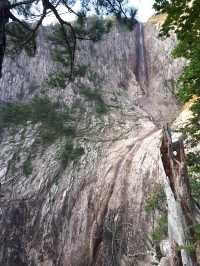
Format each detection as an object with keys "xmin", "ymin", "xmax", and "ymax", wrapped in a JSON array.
[{"xmin": 160, "ymin": 126, "xmax": 197, "ymax": 265}]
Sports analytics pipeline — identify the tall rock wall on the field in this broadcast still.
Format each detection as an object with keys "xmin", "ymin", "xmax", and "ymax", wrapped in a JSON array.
[{"xmin": 0, "ymin": 22, "xmax": 185, "ymax": 265}]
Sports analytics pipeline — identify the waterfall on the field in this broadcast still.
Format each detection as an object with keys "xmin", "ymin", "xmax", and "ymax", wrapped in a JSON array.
[{"xmin": 135, "ymin": 22, "xmax": 148, "ymax": 93}]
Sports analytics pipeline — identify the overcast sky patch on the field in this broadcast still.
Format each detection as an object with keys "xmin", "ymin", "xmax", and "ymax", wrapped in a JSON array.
[{"xmin": 42, "ymin": 0, "xmax": 155, "ymax": 25}]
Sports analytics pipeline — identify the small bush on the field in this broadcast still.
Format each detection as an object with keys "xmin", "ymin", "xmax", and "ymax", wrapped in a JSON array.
[
  {"xmin": 145, "ymin": 185, "xmax": 168, "ymax": 243},
  {"xmin": 177, "ymin": 224, "xmax": 200, "ymax": 256},
  {"xmin": 0, "ymin": 97, "xmax": 76, "ymax": 144},
  {"xmin": 88, "ymin": 71, "xmax": 99, "ymax": 83},
  {"xmin": 145, "ymin": 185, "xmax": 166, "ymax": 214},
  {"xmin": 58, "ymin": 137, "xmax": 84, "ymax": 165},
  {"xmin": 58, "ymin": 137, "xmax": 74, "ymax": 164},
  {"xmin": 0, "ymin": 103, "xmax": 32, "ymax": 127},
  {"xmin": 9, "ymin": 154, "xmax": 18, "ymax": 176},
  {"xmin": 190, "ymin": 177, "xmax": 200, "ymax": 204},
  {"xmin": 73, "ymin": 65, "xmax": 88, "ymax": 77},
  {"xmin": 73, "ymin": 15, "xmax": 113, "ymax": 42},
  {"xmin": 47, "ymin": 71, "xmax": 66, "ymax": 88},
  {"xmin": 23, "ymin": 159, "xmax": 33, "ymax": 176},
  {"xmin": 187, "ymin": 152, "xmax": 200, "ymax": 204},
  {"xmin": 176, "ymin": 86, "xmax": 192, "ymax": 103},
  {"xmin": 194, "ymin": 223, "xmax": 200, "ymax": 241},
  {"xmin": 152, "ymin": 215, "xmax": 168, "ymax": 242},
  {"xmin": 80, "ymin": 87, "xmax": 101, "ymax": 101},
  {"xmin": 95, "ymin": 102, "xmax": 107, "ymax": 114},
  {"xmin": 39, "ymin": 126, "xmax": 58, "ymax": 144},
  {"xmin": 80, "ymin": 87, "xmax": 107, "ymax": 114},
  {"xmin": 89, "ymin": 18, "xmax": 109, "ymax": 41},
  {"xmin": 178, "ymin": 244, "xmax": 196, "ymax": 256}
]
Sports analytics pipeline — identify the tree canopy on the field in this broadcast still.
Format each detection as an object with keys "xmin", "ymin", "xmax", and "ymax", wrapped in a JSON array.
[
  {"xmin": 154, "ymin": 0, "xmax": 200, "ymax": 101},
  {"xmin": 0, "ymin": 0, "xmax": 137, "ymax": 78},
  {"xmin": 154, "ymin": 0, "xmax": 200, "ymax": 206}
]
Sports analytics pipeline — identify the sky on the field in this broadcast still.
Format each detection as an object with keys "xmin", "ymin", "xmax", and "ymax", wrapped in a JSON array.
[
  {"xmin": 129, "ymin": 0, "xmax": 155, "ymax": 22},
  {"xmin": 43, "ymin": 0, "xmax": 155, "ymax": 25}
]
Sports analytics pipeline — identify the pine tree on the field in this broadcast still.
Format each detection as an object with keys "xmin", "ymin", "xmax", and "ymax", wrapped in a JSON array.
[{"xmin": 0, "ymin": 0, "xmax": 137, "ymax": 78}]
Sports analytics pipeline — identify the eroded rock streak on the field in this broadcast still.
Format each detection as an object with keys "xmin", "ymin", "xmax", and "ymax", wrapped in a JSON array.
[{"xmin": 0, "ymin": 22, "xmax": 185, "ymax": 265}]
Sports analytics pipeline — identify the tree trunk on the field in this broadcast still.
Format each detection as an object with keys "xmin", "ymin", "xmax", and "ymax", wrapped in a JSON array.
[{"xmin": 160, "ymin": 126, "xmax": 197, "ymax": 266}]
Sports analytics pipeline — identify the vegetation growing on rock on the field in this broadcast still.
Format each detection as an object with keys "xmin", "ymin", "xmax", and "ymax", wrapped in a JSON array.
[
  {"xmin": 0, "ymin": 97, "xmax": 76, "ymax": 142},
  {"xmin": 80, "ymin": 86, "xmax": 108, "ymax": 114},
  {"xmin": 145, "ymin": 184, "xmax": 167, "ymax": 243},
  {"xmin": 145, "ymin": 184, "xmax": 166, "ymax": 214},
  {"xmin": 154, "ymin": 0, "xmax": 200, "ymax": 147},
  {"xmin": 57, "ymin": 136, "xmax": 84, "ymax": 166}
]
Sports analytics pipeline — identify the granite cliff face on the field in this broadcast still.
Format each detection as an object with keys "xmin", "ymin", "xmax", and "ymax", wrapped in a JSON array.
[{"xmin": 0, "ymin": 22, "xmax": 185, "ymax": 266}]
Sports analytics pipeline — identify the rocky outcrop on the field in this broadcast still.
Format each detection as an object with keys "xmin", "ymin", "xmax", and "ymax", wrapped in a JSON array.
[{"xmin": 0, "ymin": 21, "xmax": 185, "ymax": 265}]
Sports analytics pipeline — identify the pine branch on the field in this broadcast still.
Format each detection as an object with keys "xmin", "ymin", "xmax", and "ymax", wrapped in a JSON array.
[{"xmin": 10, "ymin": 0, "xmax": 36, "ymax": 9}]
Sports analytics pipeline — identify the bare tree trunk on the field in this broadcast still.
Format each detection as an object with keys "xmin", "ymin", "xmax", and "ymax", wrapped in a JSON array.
[{"xmin": 160, "ymin": 126, "xmax": 197, "ymax": 266}]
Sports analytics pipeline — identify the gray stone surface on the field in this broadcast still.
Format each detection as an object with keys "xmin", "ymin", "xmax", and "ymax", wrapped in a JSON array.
[{"xmin": 0, "ymin": 22, "xmax": 185, "ymax": 265}]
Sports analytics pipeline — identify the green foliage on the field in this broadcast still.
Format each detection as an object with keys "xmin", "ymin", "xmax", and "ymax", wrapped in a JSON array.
[
  {"xmin": 48, "ymin": 16, "xmax": 113, "ymax": 74},
  {"xmin": 0, "ymin": 97, "xmax": 75, "ymax": 143},
  {"xmin": 154, "ymin": 2, "xmax": 200, "ymax": 217},
  {"xmin": 80, "ymin": 87, "xmax": 108, "ymax": 114},
  {"xmin": 0, "ymin": 102, "xmax": 32, "ymax": 127},
  {"xmin": 23, "ymin": 159, "xmax": 33, "ymax": 176},
  {"xmin": 177, "ymin": 222, "xmax": 200, "ymax": 255},
  {"xmin": 117, "ymin": 15, "xmax": 137, "ymax": 31},
  {"xmin": 80, "ymin": 87, "xmax": 101, "ymax": 100},
  {"xmin": 31, "ymin": 97, "xmax": 58, "ymax": 123},
  {"xmin": 95, "ymin": 102, "xmax": 107, "ymax": 114},
  {"xmin": 154, "ymin": 0, "xmax": 200, "ymax": 145},
  {"xmin": 186, "ymin": 152, "xmax": 200, "ymax": 204},
  {"xmin": 9, "ymin": 153, "xmax": 18, "ymax": 176},
  {"xmin": 178, "ymin": 243, "xmax": 196, "ymax": 256},
  {"xmin": 155, "ymin": 3, "xmax": 200, "ymax": 254},
  {"xmin": 73, "ymin": 15, "xmax": 114, "ymax": 41},
  {"xmin": 87, "ymin": 16, "xmax": 113, "ymax": 41},
  {"xmin": 51, "ymin": 46, "xmax": 71, "ymax": 68},
  {"xmin": 87, "ymin": 71, "xmax": 99, "ymax": 83},
  {"xmin": 145, "ymin": 185, "xmax": 167, "ymax": 243},
  {"xmin": 190, "ymin": 176, "xmax": 200, "ymax": 201},
  {"xmin": 48, "ymin": 25, "xmax": 70, "ymax": 46},
  {"xmin": 153, "ymin": 0, "xmax": 200, "ymax": 40},
  {"xmin": 73, "ymin": 65, "xmax": 88, "ymax": 77},
  {"xmin": 187, "ymin": 152, "xmax": 200, "ymax": 173},
  {"xmin": 179, "ymin": 100, "xmax": 200, "ymax": 146},
  {"xmin": 152, "ymin": 215, "xmax": 168, "ymax": 242},
  {"xmin": 6, "ymin": 22, "xmax": 36, "ymax": 56},
  {"xmin": 47, "ymin": 71, "xmax": 67, "ymax": 88},
  {"xmin": 145, "ymin": 184, "xmax": 166, "ymax": 214},
  {"xmin": 176, "ymin": 86, "xmax": 192, "ymax": 103},
  {"xmin": 0, "ymin": 0, "xmax": 139, "ymax": 80},
  {"xmin": 47, "ymin": 25, "xmax": 89, "ymax": 86},
  {"xmin": 173, "ymin": 41, "xmax": 200, "ymax": 104},
  {"xmin": 177, "ymin": 223, "xmax": 200, "ymax": 255},
  {"xmin": 58, "ymin": 137, "xmax": 84, "ymax": 165},
  {"xmin": 194, "ymin": 224, "xmax": 200, "ymax": 241}
]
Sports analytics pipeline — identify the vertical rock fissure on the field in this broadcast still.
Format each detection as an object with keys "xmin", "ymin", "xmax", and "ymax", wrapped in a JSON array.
[{"xmin": 135, "ymin": 22, "xmax": 148, "ymax": 94}]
